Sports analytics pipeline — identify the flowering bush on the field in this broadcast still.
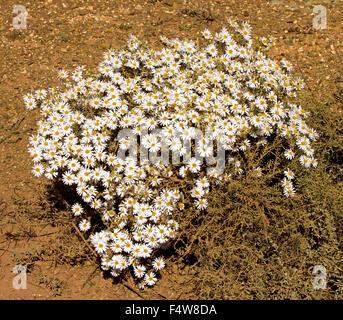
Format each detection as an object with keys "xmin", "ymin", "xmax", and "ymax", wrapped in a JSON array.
[{"xmin": 24, "ymin": 19, "xmax": 318, "ymax": 289}]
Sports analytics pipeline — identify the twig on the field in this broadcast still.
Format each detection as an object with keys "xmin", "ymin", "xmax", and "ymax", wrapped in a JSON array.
[
  {"xmin": 176, "ymin": 292, "xmax": 183, "ymax": 299},
  {"xmin": 34, "ymin": 231, "xmax": 58, "ymax": 238},
  {"xmin": 152, "ymin": 288, "xmax": 168, "ymax": 300},
  {"xmin": 122, "ymin": 281, "xmax": 145, "ymax": 299},
  {"xmin": 71, "ymin": 221, "xmax": 97, "ymax": 257},
  {"xmin": 81, "ymin": 265, "xmax": 99, "ymax": 289}
]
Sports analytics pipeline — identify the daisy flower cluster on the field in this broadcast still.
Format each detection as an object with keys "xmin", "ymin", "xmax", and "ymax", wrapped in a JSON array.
[{"xmin": 25, "ymin": 19, "xmax": 318, "ymax": 288}]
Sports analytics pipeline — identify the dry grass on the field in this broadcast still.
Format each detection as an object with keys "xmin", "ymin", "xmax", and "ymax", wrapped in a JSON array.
[
  {"xmin": 173, "ymin": 65, "xmax": 343, "ymax": 299},
  {"xmin": 0, "ymin": 0, "xmax": 342, "ymax": 299}
]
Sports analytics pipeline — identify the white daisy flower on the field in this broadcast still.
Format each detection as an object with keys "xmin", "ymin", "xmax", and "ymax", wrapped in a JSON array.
[
  {"xmin": 152, "ymin": 257, "xmax": 166, "ymax": 271},
  {"xmin": 79, "ymin": 219, "xmax": 91, "ymax": 232},
  {"xmin": 144, "ymin": 271, "xmax": 157, "ymax": 286}
]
